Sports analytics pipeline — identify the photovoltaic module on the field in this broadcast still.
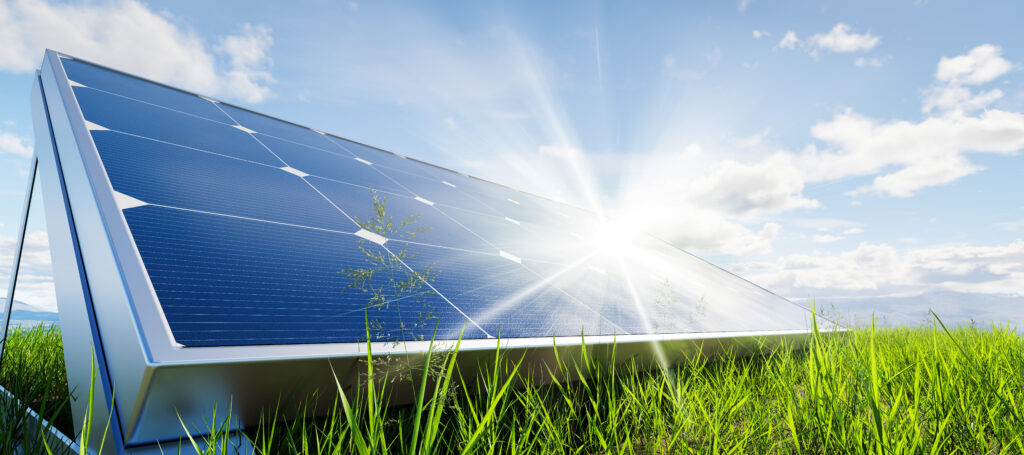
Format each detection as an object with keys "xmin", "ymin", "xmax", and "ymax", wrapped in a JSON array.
[{"xmin": 28, "ymin": 50, "xmax": 813, "ymax": 451}]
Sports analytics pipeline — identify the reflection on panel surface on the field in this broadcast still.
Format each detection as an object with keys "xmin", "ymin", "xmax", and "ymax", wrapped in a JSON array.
[{"xmin": 64, "ymin": 57, "xmax": 810, "ymax": 347}]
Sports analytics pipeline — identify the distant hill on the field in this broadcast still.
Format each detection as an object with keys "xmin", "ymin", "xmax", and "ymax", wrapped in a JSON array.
[
  {"xmin": 810, "ymin": 291, "xmax": 1024, "ymax": 329},
  {"xmin": 0, "ymin": 298, "xmax": 59, "ymax": 326}
]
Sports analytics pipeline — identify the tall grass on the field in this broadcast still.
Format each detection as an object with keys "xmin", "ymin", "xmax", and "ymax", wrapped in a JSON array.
[
  {"xmin": 3, "ymin": 318, "xmax": 1023, "ymax": 454},
  {"xmin": 0, "ymin": 323, "xmax": 73, "ymax": 453},
  {"xmin": 240, "ymin": 317, "xmax": 1024, "ymax": 454}
]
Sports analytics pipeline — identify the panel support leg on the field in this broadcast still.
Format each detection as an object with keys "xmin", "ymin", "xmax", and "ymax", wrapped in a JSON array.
[{"xmin": 0, "ymin": 154, "xmax": 38, "ymax": 369}]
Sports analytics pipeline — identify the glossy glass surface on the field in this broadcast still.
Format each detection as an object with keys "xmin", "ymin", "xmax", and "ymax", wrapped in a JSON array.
[{"xmin": 65, "ymin": 58, "xmax": 810, "ymax": 347}]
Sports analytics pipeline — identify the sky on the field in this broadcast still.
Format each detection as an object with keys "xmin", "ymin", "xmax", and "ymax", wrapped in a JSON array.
[{"xmin": 1, "ymin": 0, "xmax": 1023, "ymax": 327}]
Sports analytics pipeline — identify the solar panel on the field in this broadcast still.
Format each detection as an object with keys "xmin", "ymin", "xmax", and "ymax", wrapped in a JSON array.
[{"xmin": 32, "ymin": 50, "xmax": 813, "ymax": 451}]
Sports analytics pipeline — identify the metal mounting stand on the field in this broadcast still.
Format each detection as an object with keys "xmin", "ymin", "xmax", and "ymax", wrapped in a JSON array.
[{"xmin": 0, "ymin": 154, "xmax": 38, "ymax": 369}]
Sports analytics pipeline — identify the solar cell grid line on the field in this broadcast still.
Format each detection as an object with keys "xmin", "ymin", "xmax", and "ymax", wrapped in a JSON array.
[
  {"xmin": 206, "ymin": 100, "xmax": 371, "ymax": 228},
  {"xmin": 320, "ymin": 135, "xmax": 517, "ymax": 220},
  {"xmin": 380, "ymin": 242, "xmax": 493, "ymax": 338},
  {"xmin": 205, "ymin": 97, "xmax": 523, "ymax": 336},
  {"xmin": 62, "ymin": 58, "xmax": 235, "ymax": 124},
  {"xmin": 367, "ymin": 163, "xmax": 507, "ymax": 217},
  {"xmin": 123, "ymin": 204, "xmax": 488, "ymax": 345},
  {"xmin": 84, "ymin": 71, "xmax": 498, "ymax": 344},
  {"xmin": 64, "ymin": 56, "xmax": 512, "ymax": 222},
  {"xmin": 68, "ymin": 60, "xmax": 534, "ymax": 247}
]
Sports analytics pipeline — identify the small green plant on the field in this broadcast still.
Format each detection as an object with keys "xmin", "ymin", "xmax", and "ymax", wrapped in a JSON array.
[{"xmin": 340, "ymin": 189, "xmax": 440, "ymax": 344}]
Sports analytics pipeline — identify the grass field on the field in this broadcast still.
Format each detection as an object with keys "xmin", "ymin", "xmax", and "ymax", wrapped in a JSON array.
[{"xmin": 1, "ymin": 316, "xmax": 1022, "ymax": 454}]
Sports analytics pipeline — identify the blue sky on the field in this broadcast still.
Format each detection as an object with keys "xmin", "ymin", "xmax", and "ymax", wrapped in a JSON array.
[{"xmin": 2, "ymin": 0, "xmax": 1023, "ymax": 326}]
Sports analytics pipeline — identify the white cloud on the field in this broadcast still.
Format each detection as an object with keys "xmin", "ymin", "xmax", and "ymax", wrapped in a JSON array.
[
  {"xmin": 610, "ymin": 44, "xmax": 1024, "ymax": 259},
  {"xmin": 777, "ymin": 31, "xmax": 800, "ymax": 50},
  {"xmin": 922, "ymin": 85, "xmax": 1003, "ymax": 113},
  {"xmin": 935, "ymin": 44, "xmax": 1012, "ymax": 85},
  {"xmin": 804, "ymin": 107, "xmax": 1024, "ymax": 197},
  {"xmin": 790, "ymin": 45, "xmax": 1024, "ymax": 197},
  {"xmin": 214, "ymin": 24, "xmax": 275, "ymax": 103},
  {"xmin": 779, "ymin": 23, "xmax": 880, "ymax": 58},
  {"xmin": 812, "ymin": 234, "xmax": 844, "ymax": 243},
  {"xmin": 687, "ymin": 154, "xmax": 819, "ymax": 218},
  {"xmin": 738, "ymin": 0, "xmax": 752, "ymax": 12},
  {"xmin": 752, "ymin": 30, "xmax": 770, "ymax": 39},
  {"xmin": 0, "ymin": 131, "xmax": 31, "ymax": 157},
  {"xmin": 849, "ymin": 154, "xmax": 980, "ymax": 197},
  {"xmin": 613, "ymin": 149, "xmax": 816, "ymax": 256},
  {"xmin": 745, "ymin": 240, "xmax": 1024, "ymax": 297},
  {"xmin": 0, "ymin": 232, "xmax": 56, "ymax": 312},
  {"xmin": 923, "ymin": 45, "xmax": 1011, "ymax": 114},
  {"xmin": 0, "ymin": 0, "xmax": 275, "ymax": 103},
  {"xmin": 808, "ymin": 23, "xmax": 880, "ymax": 54}
]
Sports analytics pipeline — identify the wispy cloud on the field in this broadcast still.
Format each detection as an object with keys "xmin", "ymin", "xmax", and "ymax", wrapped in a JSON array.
[
  {"xmin": 0, "ymin": 131, "xmax": 31, "ymax": 157},
  {"xmin": 808, "ymin": 23, "xmax": 880, "ymax": 55},
  {"xmin": 0, "ymin": 0, "xmax": 275, "ymax": 103},
  {"xmin": 214, "ymin": 24, "xmax": 275, "ymax": 103},
  {"xmin": 743, "ymin": 239, "xmax": 1024, "ymax": 297},
  {"xmin": 923, "ymin": 44, "xmax": 1011, "ymax": 114},
  {"xmin": 777, "ymin": 31, "xmax": 800, "ymax": 50},
  {"xmin": 777, "ymin": 23, "xmax": 880, "ymax": 58},
  {"xmin": 0, "ymin": 232, "xmax": 56, "ymax": 312}
]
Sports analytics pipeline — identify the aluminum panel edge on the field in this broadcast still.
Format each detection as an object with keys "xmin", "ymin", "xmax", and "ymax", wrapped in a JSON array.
[
  {"xmin": 34, "ymin": 72, "xmax": 119, "ymax": 453},
  {"xmin": 39, "ymin": 51, "xmax": 158, "ymax": 447}
]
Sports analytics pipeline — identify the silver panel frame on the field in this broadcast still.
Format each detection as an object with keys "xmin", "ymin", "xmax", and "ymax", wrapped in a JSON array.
[{"xmin": 34, "ymin": 49, "xmax": 817, "ymax": 451}]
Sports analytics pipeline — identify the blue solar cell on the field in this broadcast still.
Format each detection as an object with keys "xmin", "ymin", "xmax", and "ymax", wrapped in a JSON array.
[
  {"xmin": 390, "ymin": 242, "xmax": 624, "ymax": 338},
  {"xmin": 452, "ymin": 177, "xmax": 590, "ymax": 229},
  {"xmin": 326, "ymin": 136, "xmax": 412, "ymax": 170},
  {"xmin": 371, "ymin": 165, "xmax": 505, "ymax": 216},
  {"xmin": 124, "ymin": 205, "xmax": 488, "ymax": 346},
  {"xmin": 432, "ymin": 205, "xmax": 586, "ymax": 263},
  {"xmin": 521, "ymin": 257, "xmax": 647, "ymax": 331},
  {"xmin": 94, "ymin": 131, "xmax": 357, "ymax": 232},
  {"xmin": 61, "ymin": 58, "xmax": 234, "ymax": 124},
  {"xmin": 308, "ymin": 177, "xmax": 496, "ymax": 252},
  {"xmin": 73, "ymin": 87, "xmax": 284, "ymax": 166},
  {"xmin": 58, "ymin": 57, "xmax": 810, "ymax": 348},
  {"xmin": 257, "ymin": 134, "xmax": 413, "ymax": 195},
  {"xmin": 217, "ymin": 104, "xmax": 338, "ymax": 151}
]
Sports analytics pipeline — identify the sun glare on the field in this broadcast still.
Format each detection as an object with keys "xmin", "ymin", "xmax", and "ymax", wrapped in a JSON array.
[{"xmin": 590, "ymin": 219, "xmax": 638, "ymax": 255}]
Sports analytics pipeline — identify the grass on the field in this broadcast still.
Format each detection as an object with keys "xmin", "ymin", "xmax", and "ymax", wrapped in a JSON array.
[
  {"xmin": 2, "ymin": 316, "xmax": 1023, "ymax": 454},
  {"xmin": 0, "ymin": 323, "xmax": 73, "ymax": 453}
]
